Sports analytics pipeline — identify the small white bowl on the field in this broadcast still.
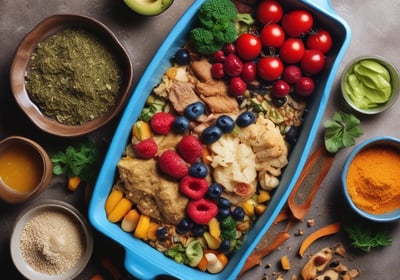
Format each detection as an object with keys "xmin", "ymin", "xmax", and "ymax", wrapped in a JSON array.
[{"xmin": 10, "ymin": 200, "xmax": 93, "ymax": 279}]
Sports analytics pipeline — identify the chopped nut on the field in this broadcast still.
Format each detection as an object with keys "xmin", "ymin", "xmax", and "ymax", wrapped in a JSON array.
[
  {"xmin": 295, "ymin": 228, "xmax": 305, "ymax": 236},
  {"xmin": 265, "ymin": 263, "xmax": 272, "ymax": 269},
  {"xmin": 262, "ymin": 273, "xmax": 269, "ymax": 280},
  {"xmin": 348, "ymin": 269, "xmax": 360, "ymax": 278},
  {"xmin": 280, "ymin": 255, "xmax": 291, "ymax": 270},
  {"xmin": 334, "ymin": 243, "xmax": 346, "ymax": 257},
  {"xmin": 307, "ymin": 218, "xmax": 315, "ymax": 227}
]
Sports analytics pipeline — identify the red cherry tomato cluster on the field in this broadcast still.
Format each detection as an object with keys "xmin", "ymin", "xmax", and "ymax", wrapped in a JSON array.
[{"xmin": 209, "ymin": 0, "xmax": 333, "ymax": 99}]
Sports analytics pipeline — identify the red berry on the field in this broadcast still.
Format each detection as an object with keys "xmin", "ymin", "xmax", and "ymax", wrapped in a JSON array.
[
  {"xmin": 229, "ymin": 77, "xmax": 247, "ymax": 97},
  {"xmin": 179, "ymin": 175, "xmax": 208, "ymax": 200},
  {"xmin": 158, "ymin": 150, "xmax": 188, "ymax": 179},
  {"xmin": 211, "ymin": 50, "xmax": 225, "ymax": 63},
  {"xmin": 150, "ymin": 112, "xmax": 175, "ymax": 135},
  {"xmin": 241, "ymin": 61, "xmax": 257, "ymax": 82},
  {"xmin": 211, "ymin": 63, "xmax": 225, "ymax": 79},
  {"xmin": 272, "ymin": 80, "xmax": 291, "ymax": 97},
  {"xmin": 282, "ymin": 65, "xmax": 302, "ymax": 84},
  {"xmin": 177, "ymin": 135, "xmax": 203, "ymax": 164},
  {"xmin": 224, "ymin": 53, "xmax": 243, "ymax": 77},
  {"xmin": 223, "ymin": 43, "xmax": 235, "ymax": 54},
  {"xmin": 186, "ymin": 198, "xmax": 218, "ymax": 225},
  {"xmin": 294, "ymin": 77, "xmax": 315, "ymax": 96},
  {"xmin": 133, "ymin": 138, "xmax": 158, "ymax": 159}
]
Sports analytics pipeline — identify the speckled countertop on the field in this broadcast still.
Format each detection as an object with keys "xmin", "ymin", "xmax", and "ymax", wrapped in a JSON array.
[{"xmin": 0, "ymin": 1, "xmax": 399, "ymax": 279}]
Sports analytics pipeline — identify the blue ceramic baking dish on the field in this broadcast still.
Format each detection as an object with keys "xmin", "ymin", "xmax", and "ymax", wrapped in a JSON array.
[{"xmin": 89, "ymin": 0, "xmax": 351, "ymax": 279}]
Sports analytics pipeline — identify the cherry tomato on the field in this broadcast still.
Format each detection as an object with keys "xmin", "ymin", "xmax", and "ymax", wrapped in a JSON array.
[
  {"xmin": 257, "ymin": 56, "xmax": 284, "ymax": 82},
  {"xmin": 260, "ymin": 23, "xmax": 285, "ymax": 48},
  {"xmin": 256, "ymin": 0, "xmax": 283, "ymax": 24},
  {"xmin": 282, "ymin": 10, "xmax": 314, "ymax": 37},
  {"xmin": 235, "ymin": 33, "xmax": 262, "ymax": 61},
  {"xmin": 306, "ymin": 29, "xmax": 333, "ymax": 54},
  {"xmin": 279, "ymin": 38, "xmax": 305, "ymax": 64},
  {"xmin": 241, "ymin": 61, "xmax": 257, "ymax": 82},
  {"xmin": 300, "ymin": 49, "xmax": 326, "ymax": 75}
]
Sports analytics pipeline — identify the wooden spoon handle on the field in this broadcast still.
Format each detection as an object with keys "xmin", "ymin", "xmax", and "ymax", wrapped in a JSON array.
[{"xmin": 287, "ymin": 146, "xmax": 335, "ymax": 221}]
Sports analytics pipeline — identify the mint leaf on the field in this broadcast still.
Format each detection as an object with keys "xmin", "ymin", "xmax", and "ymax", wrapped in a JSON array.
[{"xmin": 323, "ymin": 111, "xmax": 363, "ymax": 154}]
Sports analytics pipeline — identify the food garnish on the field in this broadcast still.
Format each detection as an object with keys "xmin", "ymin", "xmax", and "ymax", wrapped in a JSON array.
[
  {"xmin": 344, "ymin": 223, "xmax": 392, "ymax": 252},
  {"xmin": 299, "ymin": 222, "xmax": 341, "ymax": 257},
  {"xmin": 323, "ymin": 111, "xmax": 363, "ymax": 154}
]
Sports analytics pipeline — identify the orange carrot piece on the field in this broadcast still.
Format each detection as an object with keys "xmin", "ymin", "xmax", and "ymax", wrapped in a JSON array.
[
  {"xmin": 67, "ymin": 176, "xmax": 81, "ymax": 191},
  {"xmin": 197, "ymin": 255, "xmax": 208, "ymax": 272},
  {"xmin": 298, "ymin": 222, "xmax": 341, "ymax": 257}
]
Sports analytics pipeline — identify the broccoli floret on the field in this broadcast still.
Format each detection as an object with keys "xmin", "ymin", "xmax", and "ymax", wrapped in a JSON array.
[
  {"xmin": 235, "ymin": 13, "xmax": 255, "ymax": 34},
  {"xmin": 220, "ymin": 216, "xmax": 237, "ymax": 241},
  {"xmin": 190, "ymin": 0, "xmax": 239, "ymax": 55}
]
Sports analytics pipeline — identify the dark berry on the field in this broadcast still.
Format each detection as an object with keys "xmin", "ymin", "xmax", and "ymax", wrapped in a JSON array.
[
  {"xmin": 191, "ymin": 224, "xmax": 206, "ymax": 237},
  {"xmin": 218, "ymin": 197, "xmax": 231, "ymax": 209},
  {"xmin": 272, "ymin": 96, "xmax": 287, "ymax": 107},
  {"xmin": 231, "ymin": 207, "xmax": 245, "ymax": 221},
  {"xmin": 184, "ymin": 102, "xmax": 205, "ymax": 120},
  {"xmin": 211, "ymin": 50, "xmax": 226, "ymax": 63},
  {"xmin": 176, "ymin": 218, "xmax": 192, "ymax": 234},
  {"xmin": 172, "ymin": 116, "xmax": 190, "ymax": 134},
  {"xmin": 294, "ymin": 77, "xmax": 315, "ymax": 96},
  {"xmin": 211, "ymin": 63, "xmax": 225, "ymax": 79},
  {"xmin": 282, "ymin": 65, "xmax": 302, "ymax": 84},
  {"xmin": 229, "ymin": 77, "xmax": 247, "ymax": 97},
  {"xmin": 156, "ymin": 227, "xmax": 169, "ymax": 241},
  {"xmin": 206, "ymin": 183, "xmax": 223, "ymax": 199},
  {"xmin": 216, "ymin": 115, "xmax": 235, "ymax": 133},
  {"xmin": 236, "ymin": 111, "xmax": 256, "ymax": 128},
  {"xmin": 218, "ymin": 239, "xmax": 231, "ymax": 253},
  {"xmin": 217, "ymin": 207, "xmax": 231, "ymax": 220},
  {"xmin": 174, "ymin": 49, "xmax": 190, "ymax": 65},
  {"xmin": 189, "ymin": 162, "xmax": 209, "ymax": 178},
  {"xmin": 200, "ymin": 125, "xmax": 223, "ymax": 145},
  {"xmin": 272, "ymin": 79, "xmax": 290, "ymax": 97},
  {"xmin": 285, "ymin": 126, "xmax": 300, "ymax": 146}
]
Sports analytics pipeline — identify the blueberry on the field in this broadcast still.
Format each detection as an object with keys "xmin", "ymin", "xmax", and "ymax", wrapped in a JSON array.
[
  {"xmin": 216, "ymin": 115, "xmax": 235, "ymax": 133},
  {"xmin": 236, "ymin": 111, "xmax": 256, "ymax": 128},
  {"xmin": 184, "ymin": 102, "xmax": 205, "ymax": 120},
  {"xmin": 285, "ymin": 126, "xmax": 300, "ymax": 146},
  {"xmin": 156, "ymin": 227, "xmax": 169, "ymax": 241},
  {"xmin": 218, "ymin": 197, "xmax": 231, "ymax": 209},
  {"xmin": 189, "ymin": 162, "xmax": 208, "ymax": 178},
  {"xmin": 172, "ymin": 116, "xmax": 190, "ymax": 134},
  {"xmin": 176, "ymin": 218, "xmax": 192, "ymax": 234},
  {"xmin": 231, "ymin": 207, "xmax": 245, "ymax": 221},
  {"xmin": 218, "ymin": 239, "xmax": 231, "ymax": 253},
  {"xmin": 216, "ymin": 207, "xmax": 231, "ymax": 220},
  {"xmin": 191, "ymin": 224, "xmax": 206, "ymax": 237},
  {"xmin": 206, "ymin": 183, "xmax": 223, "ymax": 199},
  {"xmin": 200, "ymin": 125, "xmax": 222, "ymax": 145},
  {"xmin": 174, "ymin": 49, "xmax": 190, "ymax": 65},
  {"xmin": 272, "ymin": 96, "xmax": 288, "ymax": 107}
]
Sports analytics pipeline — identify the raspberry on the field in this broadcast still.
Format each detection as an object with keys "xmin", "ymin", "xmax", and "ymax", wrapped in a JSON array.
[
  {"xmin": 176, "ymin": 135, "xmax": 203, "ymax": 164},
  {"xmin": 150, "ymin": 112, "xmax": 175, "ymax": 135},
  {"xmin": 133, "ymin": 138, "xmax": 158, "ymax": 159},
  {"xmin": 158, "ymin": 150, "xmax": 188, "ymax": 179},
  {"xmin": 186, "ymin": 198, "xmax": 218, "ymax": 225},
  {"xmin": 179, "ymin": 175, "xmax": 208, "ymax": 200}
]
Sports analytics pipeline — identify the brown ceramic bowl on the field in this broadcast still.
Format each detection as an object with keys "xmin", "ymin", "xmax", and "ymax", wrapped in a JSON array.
[
  {"xmin": 0, "ymin": 136, "xmax": 52, "ymax": 204},
  {"xmin": 10, "ymin": 14, "xmax": 134, "ymax": 137}
]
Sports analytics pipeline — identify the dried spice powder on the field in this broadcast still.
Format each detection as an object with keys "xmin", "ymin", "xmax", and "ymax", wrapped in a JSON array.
[
  {"xmin": 26, "ymin": 28, "xmax": 122, "ymax": 125},
  {"xmin": 19, "ymin": 210, "xmax": 85, "ymax": 275}
]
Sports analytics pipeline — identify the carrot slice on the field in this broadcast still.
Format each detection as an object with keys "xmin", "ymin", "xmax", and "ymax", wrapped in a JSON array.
[{"xmin": 298, "ymin": 222, "xmax": 341, "ymax": 257}]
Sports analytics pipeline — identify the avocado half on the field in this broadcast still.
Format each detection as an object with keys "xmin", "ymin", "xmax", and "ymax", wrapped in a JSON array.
[{"xmin": 123, "ymin": 0, "xmax": 174, "ymax": 16}]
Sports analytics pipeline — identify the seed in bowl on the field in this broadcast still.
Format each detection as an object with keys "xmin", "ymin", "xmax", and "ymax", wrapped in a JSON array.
[{"xmin": 25, "ymin": 28, "xmax": 123, "ymax": 126}]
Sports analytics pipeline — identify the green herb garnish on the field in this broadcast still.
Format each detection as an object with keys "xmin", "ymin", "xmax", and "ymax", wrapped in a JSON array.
[
  {"xmin": 344, "ymin": 223, "xmax": 392, "ymax": 252},
  {"xmin": 51, "ymin": 139, "xmax": 99, "ymax": 183},
  {"xmin": 323, "ymin": 111, "xmax": 363, "ymax": 153}
]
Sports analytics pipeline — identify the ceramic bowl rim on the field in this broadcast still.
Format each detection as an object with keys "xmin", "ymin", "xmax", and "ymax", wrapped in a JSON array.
[
  {"xmin": 10, "ymin": 199, "xmax": 94, "ymax": 279},
  {"xmin": 341, "ymin": 136, "xmax": 400, "ymax": 222},
  {"xmin": 9, "ymin": 14, "xmax": 134, "ymax": 137}
]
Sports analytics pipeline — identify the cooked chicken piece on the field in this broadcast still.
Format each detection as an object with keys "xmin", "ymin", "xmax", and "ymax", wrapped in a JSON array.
[{"xmin": 167, "ymin": 81, "xmax": 201, "ymax": 114}]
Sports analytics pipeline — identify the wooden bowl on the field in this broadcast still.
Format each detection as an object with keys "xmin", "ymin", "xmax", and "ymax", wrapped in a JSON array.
[{"xmin": 10, "ymin": 14, "xmax": 134, "ymax": 137}]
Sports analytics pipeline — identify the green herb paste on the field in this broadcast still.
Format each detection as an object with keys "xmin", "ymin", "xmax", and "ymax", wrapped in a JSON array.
[
  {"xmin": 26, "ymin": 28, "xmax": 123, "ymax": 125},
  {"xmin": 343, "ymin": 59, "xmax": 392, "ymax": 109}
]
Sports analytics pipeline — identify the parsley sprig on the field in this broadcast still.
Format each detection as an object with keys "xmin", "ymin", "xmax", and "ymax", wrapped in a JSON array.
[
  {"xmin": 345, "ymin": 223, "xmax": 392, "ymax": 252},
  {"xmin": 323, "ymin": 111, "xmax": 363, "ymax": 153},
  {"xmin": 51, "ymin": 139, "xmax": 99, "ymax": 183}
]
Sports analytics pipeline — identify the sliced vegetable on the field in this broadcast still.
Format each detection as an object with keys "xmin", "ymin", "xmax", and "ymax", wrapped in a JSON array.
[
  {"xmin": 121, "ymin": 209, "xmax": 141, "ymax": 232},
  {"xmin": 298, "ymin": 222, "xmax": 341, "ymax": 257},
  {"xmin": 67, "ymin": 176, "xmax": 81, "ymax": 191},
  {"xmin": 186, "ymin": 240, "xmax": 204, "ymax": 267},
  {"xmin": 134, "ymin": 214, "xmax": 151, "ymax": 240},
  {"xmin": 105, "ymin": 188, "xmax": 124, "ymax": 215},
  {"xmin": 280, "ymin": 255, "xmax": 291, "ymax": 270},
  {"xmin": 107, "ymin": 197, "xmax": 133, "ymax": 223}
]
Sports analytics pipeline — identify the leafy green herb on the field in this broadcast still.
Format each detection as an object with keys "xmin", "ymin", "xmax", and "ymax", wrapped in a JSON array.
[
  {"xmin": 344, "ymin": 223, "xmax": 392, "ymax": 252},
  {"xmin": 51, "ymin": 139, "xmax": 99, "ymax": 183},
  {"xmin": 323, "ymin": 111, "xmax": 363, "ymax": 153}
]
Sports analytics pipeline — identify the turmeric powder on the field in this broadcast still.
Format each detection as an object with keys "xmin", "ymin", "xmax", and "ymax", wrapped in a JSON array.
[{"xmin": 346, "ymin": 145, "xmax": 400, "ymax": 214}]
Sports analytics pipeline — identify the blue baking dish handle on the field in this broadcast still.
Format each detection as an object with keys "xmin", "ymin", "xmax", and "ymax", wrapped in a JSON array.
[{"xmin": 89, "ymin": 0, "xmax": 352, "ymax": 279}]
